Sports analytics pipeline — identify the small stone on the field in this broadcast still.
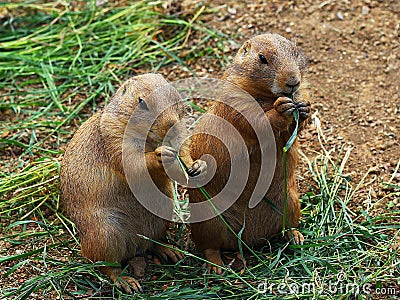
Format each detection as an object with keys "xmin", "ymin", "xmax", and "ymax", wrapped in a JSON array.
[
  {"xmin": 362, "ymin": 6, "xmax": 370, "ymax": 15},
  {"xmin": 285, "ymin": 27, "xmax": 292, "ymax": 33},
  {"xmin": 337, "ymin": 11, "xmax": 344, "ymax": 20},
  {"xmin": 228, "ymin": 7, "xmax": 237, "ymax": 15}
]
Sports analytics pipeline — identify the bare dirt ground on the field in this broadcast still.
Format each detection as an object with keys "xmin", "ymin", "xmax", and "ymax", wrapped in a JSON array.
[{"xmin": 162, "ymin": 0, "xmax": 400, "ymax": 215}]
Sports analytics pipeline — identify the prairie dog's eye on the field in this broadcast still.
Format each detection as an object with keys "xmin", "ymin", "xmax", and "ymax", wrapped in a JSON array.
[
  {"xmin": 138, "ymin": 97, "xmax": 149, "ymax": 110},
  {"xmin": 259, "ymin": 54, "xmax": 268, "ymax": 64}
]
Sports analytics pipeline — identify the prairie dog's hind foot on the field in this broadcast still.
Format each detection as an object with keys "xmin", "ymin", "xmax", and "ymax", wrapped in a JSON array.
[
  {"xmin": 115, "ymin": 275, "xmax": 142, "ymax": 294},
  {"xmin": 105, "ymin": 266, "xmax": 142, "ymax": 294},
  {"xmin": 285, "ymin": 229, "xmax": 304, "ymax": 245},
  {"xmin": 128, "ymin": 256, "xmax": 146, "ymax": 277},
  {"xmin": 204, "ymin": 248, "xmax": 224, "ymax": 275},
  {"xmin": 153, "ymin": 244, "xmax": 184, "ymax": 263}
]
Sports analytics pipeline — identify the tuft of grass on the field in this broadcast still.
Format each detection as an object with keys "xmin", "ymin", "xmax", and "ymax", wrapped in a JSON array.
[{"xmin": 0, "ymin": 0, "xmax": 226, "ymax": 167}]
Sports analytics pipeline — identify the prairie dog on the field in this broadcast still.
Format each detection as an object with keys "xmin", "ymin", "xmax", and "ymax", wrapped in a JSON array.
[
  {"xmin": 189, "ymin": 33, "xmax": 311, "ymax": 273},
  {"xmin": 60, "ymin": 73, "xmax": 206, "ymax": 291}
]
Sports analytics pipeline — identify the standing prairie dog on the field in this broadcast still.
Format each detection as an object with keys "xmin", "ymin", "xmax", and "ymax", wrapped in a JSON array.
[
  {"xmin": 189, "ymin": 33, "xmax": 311, "ymax": 273},
  {"xmin": 60, "ymin": 73, "xmax": 206, "ymax": 292}
]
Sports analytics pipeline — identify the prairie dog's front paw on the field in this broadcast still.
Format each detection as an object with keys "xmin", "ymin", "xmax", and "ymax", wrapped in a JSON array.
[
  {"xmin": 273, "ymin": 97, "xmax": 296, "ymax": 118},
  {"xmin": 155, "ymin": 145, "xmax": 177, "ymax": 165},
  {"xmin": 295, "ymin": 100, "xmax": 311, "ymax": 122},
  {"xmin": 187, "ymin": 159, "xmax": 207, "ymax": 177}
]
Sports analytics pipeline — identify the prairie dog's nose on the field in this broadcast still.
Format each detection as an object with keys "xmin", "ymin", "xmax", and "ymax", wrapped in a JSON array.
[{"xmin": 286, "ymin": 77, "xmax": 300, "ymax": 90}]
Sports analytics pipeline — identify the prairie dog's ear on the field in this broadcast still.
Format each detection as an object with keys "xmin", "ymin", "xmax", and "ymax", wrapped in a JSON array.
[
  {"xmin": 113, "ymin": 84, "xmax": 127, "ymax": 102},
  {"xmin": 240, "ymin": 40, "xmax": 251, "ymax": 56},
  {"xmin": 235, "ymin": 40, "xmax": 251, "ymax": 64},
  {"xmin": 118, "ymin": 78, "xmax": 137, "ymax": 97},
  {"xmin": 120, "ymin": 85, "xmax": 127, "ymax": 96}
]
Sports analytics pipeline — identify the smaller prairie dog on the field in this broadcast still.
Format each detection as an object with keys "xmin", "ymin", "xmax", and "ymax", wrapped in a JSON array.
[
  {"xmin": 189, "ymin": 33, "xmax": 311, "ymax": 274},
  {"xmin": 60, "ymin": 73, "xmax": 206, "ymax": 292}
]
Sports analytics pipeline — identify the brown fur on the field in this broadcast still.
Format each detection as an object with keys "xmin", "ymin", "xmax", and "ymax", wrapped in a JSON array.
[
  {"xmin": 60, "ymin": 73, "xmax": 204, "ymax": 291},
  {"xmin": 188, "ymin": 33, "xmax": 311, "ymax": 272}
]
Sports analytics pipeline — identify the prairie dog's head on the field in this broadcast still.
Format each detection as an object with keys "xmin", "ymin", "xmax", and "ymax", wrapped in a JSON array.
[
  {"xmin": 105, "ymin": 73, "xmax": 185, "ymax": 145},
  {"xmin": 226, "ymin": 33, "xmax": 307, "ymax": 100}
]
